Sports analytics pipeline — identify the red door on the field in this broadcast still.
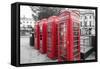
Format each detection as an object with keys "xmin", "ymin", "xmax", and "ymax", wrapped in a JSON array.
[
  {"xmin": 39, "ymin": 19, "xmax": 47, "ymax": 54},
  {"xmin": 47, "ymin": 16, "xmax": 59, "ymax": 59}
]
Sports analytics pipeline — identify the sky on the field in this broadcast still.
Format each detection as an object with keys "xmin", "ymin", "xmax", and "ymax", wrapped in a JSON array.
[{"xmin": 20, "ymin": 5, "xmax": 33, "ymax": 18}]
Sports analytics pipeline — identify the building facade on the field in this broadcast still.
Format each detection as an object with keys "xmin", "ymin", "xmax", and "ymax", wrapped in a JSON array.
[
  {"xmin": 80, "ymin": 10, "xmax": 95, "ymax": 60},
  {"xmin": 20, "ymin": 16, "xmax": 35, "ymax": 36}
]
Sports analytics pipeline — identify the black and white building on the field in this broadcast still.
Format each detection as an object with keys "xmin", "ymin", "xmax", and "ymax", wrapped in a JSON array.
[{"xmin": 80, "ymin": 10, "xmax": 95, "ymax": 60}]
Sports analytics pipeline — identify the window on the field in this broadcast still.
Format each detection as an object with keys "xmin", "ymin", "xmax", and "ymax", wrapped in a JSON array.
[
  {"xmin": 90, "ymin": 21, "xmax": 92, "ymax": 27},
  {"xmin": 85, "ymin": 16, "xmax": 87, "ymax": 19},
  {"xmin": 74, "ymin": 27, "xmax": 78, "ymax": 31},
  {"xmin": 80, "ymin": 22, "xmax": 82, "ymax": 27},
  {"xmin": 73, "ymin": 22, "xmax": 78, "ymax": 27},
  {"xmin": 74, "ymin": 37, "xmax": 78, "ymax": 40},
  {"xmin": 84, "ymin": 21, "xmax": 87, "ymax": 27},
  {"xmin": 74, "ymin": 41, "xmax": 78, "ymax": 45},
  {"xmin": 90, "ymin": 15, "xmax": 92, "ymax": 19},
  {"xmin": 74, "ymin": 32, "xmax": 78, "ymax": 35}
]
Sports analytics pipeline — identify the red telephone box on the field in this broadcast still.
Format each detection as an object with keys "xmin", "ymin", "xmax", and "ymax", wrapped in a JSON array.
[
  {"xmin": 58, "ymin": 10, "xmax": 80, "ymax": 62},
  {"xmin": 39, "ymin": 19, "xmax": 47, "ymax": 54},
  {"xmin": 34, "ymin": 21, "xmax": 40, "ymax": 50},
  {"xmin": 47, "ymin": 16, "xmax": 59, "ymax": 59}
]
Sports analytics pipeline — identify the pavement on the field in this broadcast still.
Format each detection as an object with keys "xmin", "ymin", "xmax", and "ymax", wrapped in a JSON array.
[{"xmin": 20, "ymin": 36, "xmax": 57, "ymax": 64}]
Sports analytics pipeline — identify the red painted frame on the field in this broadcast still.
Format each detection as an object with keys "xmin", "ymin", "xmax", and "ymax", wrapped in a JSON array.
[{"xmin": 58, "ymin": 10, "xmax": 80, "ymax": 62}]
